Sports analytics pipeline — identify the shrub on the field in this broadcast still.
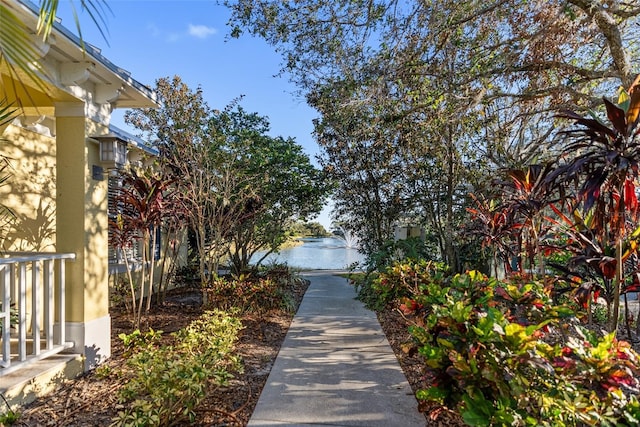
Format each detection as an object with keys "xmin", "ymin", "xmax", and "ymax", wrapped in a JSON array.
[
  {"xmin": 390, "ymin": 265, "xmax": 640, "ymax": 426},
  {"xmin": 114, "ymin": 310, "xmax": 242, "ymax": 426},
  {"xmin": 355, "ymin": 259, "xmax": 448, "ymax": 311},
  {"xmin": 204, "ymin": 267, "xmax": 301, "ymax": 314},
  {"xmin": 362, "ymin": 237, "xmax": 438, "ymax": 274},
  {"xmin": 0, "ymin": 411, "xmax": 19, "ymax": 426}
]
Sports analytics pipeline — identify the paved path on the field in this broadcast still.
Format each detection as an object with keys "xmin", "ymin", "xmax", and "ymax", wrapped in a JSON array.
[{"xmin": 248, "ymin": 272, "xmax": 426, "ymax": 427}]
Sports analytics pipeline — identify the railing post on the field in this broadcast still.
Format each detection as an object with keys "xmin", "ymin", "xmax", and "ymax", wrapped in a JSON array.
[
  {"xmin": 18, "ymin": 262, "xmax": 26, "ymax": 362},
  {"xmin": 44, "ymin": 260, "xmax": 53, "ymax": 350},
  {"xmin": 58, "ymin": 259, "xmax": 66, "ymax": 346},
  {"xmin": 32, "ymin": 260, "xmax": 41, "ymax": 356},
  {"xmin": 1, "ymin": 265, "xmax": 10, "ymax": 368}
]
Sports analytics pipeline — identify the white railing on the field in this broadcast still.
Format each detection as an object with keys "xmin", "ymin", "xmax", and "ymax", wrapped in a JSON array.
[{"xmin": 0, "ymin": 252, "xmax": 76, "ymax": 376}]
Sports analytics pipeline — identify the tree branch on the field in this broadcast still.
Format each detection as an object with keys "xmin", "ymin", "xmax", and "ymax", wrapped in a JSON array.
[{"xmin": 567, "ymin": 0, "xmax": 633, "ymax": 86}]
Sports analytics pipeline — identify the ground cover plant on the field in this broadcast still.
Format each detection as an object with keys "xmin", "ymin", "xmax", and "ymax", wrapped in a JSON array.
[
  {"xmin": 115, "ymin": 310, "xmax": 243, "ymax": 426},
  {"xmin": 356, "ymin": 262, "xmax": 640, "ymax": 426}
]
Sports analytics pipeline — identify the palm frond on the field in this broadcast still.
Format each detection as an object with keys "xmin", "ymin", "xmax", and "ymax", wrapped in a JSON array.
[
  {"xmin": 0, "ymin": 4, "xmax": 45, "ymax": 91},
  {"xmin": 38, "ymin": 0, "xmax": 112, "ymax": 47},
  {"xmin": 0, "ymin": 99, "xmax": 17, "ymax": 127}
]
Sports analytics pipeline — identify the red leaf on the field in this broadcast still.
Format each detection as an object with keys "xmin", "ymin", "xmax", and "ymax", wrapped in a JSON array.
[
  {"xmin": 624, "ymin": 179, "xmax": 638, "ymax": 215},
  {"xmin": 495, "ymin": 286, "xmax": 513, "ymax": 301},
  {"xmin": 599, "ymin": 257, "xmax": 617, "ymax": 279},
  {"xmin": 604, "ymin": 97, "xmax": 627, "ymax": 135},
  {"xmin": 603, "ymin": 369, "xmax": 636, "ymax": 391},
  {"xmin": 627, "ymin": 75, "xmax": 640, "ymax": 131}
]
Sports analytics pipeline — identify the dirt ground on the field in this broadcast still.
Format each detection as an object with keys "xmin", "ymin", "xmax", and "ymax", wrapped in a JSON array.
[{"xmin": 15, "ymin": 281, "xmax": 306, "ymax": 427}]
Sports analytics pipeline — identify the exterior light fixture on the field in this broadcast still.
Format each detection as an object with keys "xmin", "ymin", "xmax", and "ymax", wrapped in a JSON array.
[{"xmin": 94, "ymin": 134, "xmax": 128, "ymax": 168}]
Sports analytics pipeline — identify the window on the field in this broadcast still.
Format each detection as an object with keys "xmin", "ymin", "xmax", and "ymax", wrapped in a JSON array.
[
  {"xmin": 108, "ymin": 176, "xmax": 139, "ymax": 264},
  {"xmin": 108, "ymin": 176, "xmax": 161, "ymax": 265}
]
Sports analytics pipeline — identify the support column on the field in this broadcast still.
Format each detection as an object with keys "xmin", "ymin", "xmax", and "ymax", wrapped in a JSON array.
[{"xmin": 55, "ymin": 102, "xmax": 110, "ymax": 371}]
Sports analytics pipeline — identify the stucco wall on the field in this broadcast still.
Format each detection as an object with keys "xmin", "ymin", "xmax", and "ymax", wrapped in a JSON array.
[{"xmin": 0, "ymin": 124, "xmax": 56, "ymax": 251}]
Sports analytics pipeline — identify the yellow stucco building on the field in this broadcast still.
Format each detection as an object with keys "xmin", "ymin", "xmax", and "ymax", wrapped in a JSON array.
[{"xmin": 0, "ymin": 0, "xmax": 159, "ymax": 403}]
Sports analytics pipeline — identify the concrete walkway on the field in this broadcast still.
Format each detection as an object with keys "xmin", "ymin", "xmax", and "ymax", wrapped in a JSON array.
[{"xmin": 248, "ymin": 272, "xmax": 426, "ymax": 427}]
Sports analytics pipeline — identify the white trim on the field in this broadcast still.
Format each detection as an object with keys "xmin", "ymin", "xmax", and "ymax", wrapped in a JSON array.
[{"xmin": 65, "ymin": 315, "xmax": 111, "ymax": 371}]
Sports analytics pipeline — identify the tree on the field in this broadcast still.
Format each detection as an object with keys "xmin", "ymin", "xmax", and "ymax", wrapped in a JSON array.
[
  {"xmin": 546, "ymin": 77, "xmax": 640, "ymax": 331},
  {"xmin": 219, "ymin": 108, "xmax": 328, "ymax": 273},
  {"xmin": 126, "ymin": 76, "xmax": 328, "ymax": 280},
  {"xmin": 109, "ymin": 168, "xmax": 172, "ymax": 328},
  {"xmin": 126, "ymin": 77, "xmax": 258, "ymax": 283},
  {"xmin": 225, "ymin": 0, "xmax": 639, "ymax": 269},
  {"xmin": 311, "ymin": 75, "xmax": 408, "ymax": 257}
]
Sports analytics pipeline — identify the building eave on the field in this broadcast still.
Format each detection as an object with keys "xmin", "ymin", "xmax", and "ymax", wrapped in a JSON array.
[{"xmin": 7, "ymin": 0, "xmax": 159, "ymax": 110}]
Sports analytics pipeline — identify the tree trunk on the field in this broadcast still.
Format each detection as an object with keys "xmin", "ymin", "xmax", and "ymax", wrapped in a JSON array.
[
  {"xmin": 123, "ymin": 252, "xmax": 138, "ymax": 329},
  {"xmin": 146, "ymin": 227, "xmax": 157, "ymax": 311},
  {"xmin": 611, "ymin": 238, "xmax": 622, "ymax": 332}
]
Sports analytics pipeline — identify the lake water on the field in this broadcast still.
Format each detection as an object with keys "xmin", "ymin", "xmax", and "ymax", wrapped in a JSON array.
[{"xmin": 253, "ymin": 237, "xmax": 365, "ymax": 270}]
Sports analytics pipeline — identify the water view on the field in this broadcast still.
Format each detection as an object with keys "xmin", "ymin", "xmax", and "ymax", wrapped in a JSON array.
[{"xmin": 253, "ymin": 237, "xmax": 365, "ymax": 270}]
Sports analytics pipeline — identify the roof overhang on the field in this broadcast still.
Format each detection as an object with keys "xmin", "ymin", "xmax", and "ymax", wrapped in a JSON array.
[{"xmin": 1, "ymin": 0, "xmax": 158, "ymax": 113}]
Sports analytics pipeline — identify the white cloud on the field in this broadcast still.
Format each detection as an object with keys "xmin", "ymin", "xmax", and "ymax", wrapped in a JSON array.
[{"xmin": 188, "ymin": 24, "xmax": 217, "ymax": 39}]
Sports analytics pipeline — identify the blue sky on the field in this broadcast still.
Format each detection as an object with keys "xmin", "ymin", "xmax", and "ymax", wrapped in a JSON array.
[{"xmin": 56, "ymin": 1, "xmax": 334, "ymax": 229}]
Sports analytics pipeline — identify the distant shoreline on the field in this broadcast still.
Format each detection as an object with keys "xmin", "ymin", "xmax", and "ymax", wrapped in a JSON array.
[{"xmin": 279, "ymin": 237, "xmax": 305, "ymax": 250}]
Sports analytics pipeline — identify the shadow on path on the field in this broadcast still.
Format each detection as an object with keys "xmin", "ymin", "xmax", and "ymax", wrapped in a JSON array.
[{"xmin": 248, "ymin": 272, "xmax": 426, "ymax": 427}]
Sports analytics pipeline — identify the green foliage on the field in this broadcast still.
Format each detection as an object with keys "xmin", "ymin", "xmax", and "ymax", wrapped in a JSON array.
[
  {"xmin": 366, "ymin": 237, "xmax": 434, "ymax": 271},
  {"xmin": 225, "ymin": 0, "xmax": 639, "ymax": 273},
  {"xmin": 0, "ymin": 302, "xmax": 18, "ymax": 333},
  {"xmin": 171, "ymin": 265, "xmax": 200, "ymax": 286},
  {"xmin": 118, "ymin": 328, "xmax": 163, "ymax": 356},
  {"xmin": 126, "ymin": 77, "xmax": 330, "ymax": 278},
  {"xmin": 94, "ymin": 363, "xmax": 114, "ymax": 380},
  {"xmin": 0, "ymin": 410, "xmax": 19, "ymax": 426},
  {"xmin": 288, "ymin": 221, "xmax": 330, "ymax": 237},
  {"xmin": 355, "ymin": 259, "xmax": 448, "ymax": 311},
  {"xmin": 114, "ymin": 310, "xmax": 242, "ymax": 427},
  {"xmin": 386, "ymin": 264, "xmax": 640, "ymax": 426},
  {"xmin": 368, "ymin": 237, "xmax": 439, "ymax": 271},
  {"xmin": 204, "ymin": 267, "xmax": 300, "ymax": 314}
]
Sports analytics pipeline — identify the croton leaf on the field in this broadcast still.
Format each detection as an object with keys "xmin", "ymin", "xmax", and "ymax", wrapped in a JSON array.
[
  {"xmin": 558, "ymin": 109, "xmax": 616, "ymax": 139},
  {"xmin": 602, "ymin": 369, "xmax": 637, "ymax": 392},
  {"xmin": 598, "ymin": 257, "xmax": 617, "ymax": 279}
]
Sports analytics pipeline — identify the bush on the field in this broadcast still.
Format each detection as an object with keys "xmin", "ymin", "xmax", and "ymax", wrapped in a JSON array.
[
  {"xmin": 114, "ymin": 310, "xmax": 243, "ymax": 426},
  {"xmin": 363, "ymin": 237, "xmax": 438, "ymax": 274},
  {"xmin": 387, "ymin": 264, "xmax": 640, "ymax": 426},
  {"xmin": 204, "ymin": 267, "xmax": 301, "ymax": 314},
  {"xmin": 354, "ymin": 259, "xmax": 448, "ymax": 311}
]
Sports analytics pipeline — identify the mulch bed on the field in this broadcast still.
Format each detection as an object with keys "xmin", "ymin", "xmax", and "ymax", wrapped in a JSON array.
[
  {"xmin": 15, "ymin": 280, "xmax": 309, "ymax": 427},
  {"xmin": 12, "ymin": 277, "xmax": 471, "ymax": 426}
]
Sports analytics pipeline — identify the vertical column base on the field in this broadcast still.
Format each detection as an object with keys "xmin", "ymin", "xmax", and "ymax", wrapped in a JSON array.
[{"xmin": 64, "ymin": 315, "xmax": 111, "ymax": 371}]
